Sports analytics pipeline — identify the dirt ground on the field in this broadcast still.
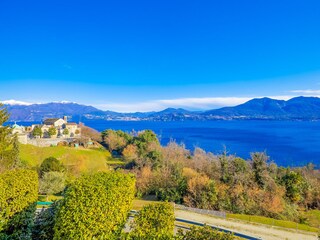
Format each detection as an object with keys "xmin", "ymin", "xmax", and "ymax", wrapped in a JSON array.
[{"xmin": 175, "ymin": 209, "xmax": 318, "ymax": 240}]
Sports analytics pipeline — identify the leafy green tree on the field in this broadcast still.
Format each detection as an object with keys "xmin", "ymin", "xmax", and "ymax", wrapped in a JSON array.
[
  {"xmin": 39, "ymin": 157, "xmax": 65, "ymax": 176},
  {"xmin": 48, "ymin": 127, "xmax": 57, "ymax": 138},
  {"xmin": 39, "ymin": 172, "xmax": 66, "ymax": 197},
  {"xmin": 102, "ymin": 129, "xmax": 129, "ymax": 152},
  {"xmin": 129, "ymin": 202, "xmax": 175, "ymax": 239},
  {"xmin": 0, "ymin": 104, "xmax": 20, "ymax": 172},
  {"xmin": 176, "ymin": 225, "xmax": 235, "ymax": 240},
  {"xmin": 32, "ymin": 125, "xmax": 42, "ymax": 138},
  {"xmin": 62, "ymin": 128, "xmax": 69, "ymax": 136},
  {"xmin": 281, "ymin": 170, "xmax": 304, "ymax": 203},
  {"xmin": 133, "ymin": 130, "xmax": 162, "ymax": 168},
  {"xmin": 251, "ymin": 152, "xmax": 269, "ymax": 188},
  {"xmin": 53, "ymin": 172, "xmax": 135, "ymax": 239},
  {"xmin": 154, "ymin": 163, "xmax": 187, "ymax": 203},
  {"xmin": 0, "ymin": 169, "xmax": 38, "ymax": 239},
  {"xmin": 219, "ymin": 152, "xmax": 230, "ymax": 184}
]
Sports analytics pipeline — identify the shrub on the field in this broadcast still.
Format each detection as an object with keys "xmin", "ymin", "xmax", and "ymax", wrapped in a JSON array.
[
  {"xmin": 184, "ymin": 175, "xmax": 217, "ymax": 210},
  {"xmin": 39, "ymin": 171, "xmax": 66, "ymax": 196},
  {"xmin": 32, "ymin": 125, "xmax": 42, "ymax": 138},
  {"xmin": 176, "ymin": 225, "xmax": 235, "ymax": 240},
  {"xmin": 0, "ymin": 169, "xmax": 38, "ymax": 239},
  {"xmin": 48, "ymin": 127, "xmax": 57, "ymax": 138},
  {"xmin": 62, "ymin": 128, "xmax": 69, "ymax": 136},
  {"xmin": 129, "ymin": 202, "xmax": 175, "ymax": 239},
  {"xmin": 39, "ymin": 157, "xmax": 65, "ymax": 176},
  {"xmin": 53, "ymin": 171, "xmax": 135, "ymax": 239}
]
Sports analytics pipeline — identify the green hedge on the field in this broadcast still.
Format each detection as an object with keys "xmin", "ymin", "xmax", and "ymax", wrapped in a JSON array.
[
  {"xmin": 53, "ymin": 171, "xmax": 135, "ymax": 239},
  {"xmin": 0, "ymin": 169, "xmax": 38, "ymax": 239},
  {"xmin": 128, "ymin": 202, "xmax": 175, "ymax": 239},
  {"xmin": 176, "ymin": 225, "xmax": 235, "ymax": 240}
]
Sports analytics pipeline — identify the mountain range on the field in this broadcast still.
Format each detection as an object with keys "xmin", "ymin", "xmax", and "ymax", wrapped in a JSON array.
[{"xmin": 3, "ymin": 96, "xmax": 320, "ymax": 121}]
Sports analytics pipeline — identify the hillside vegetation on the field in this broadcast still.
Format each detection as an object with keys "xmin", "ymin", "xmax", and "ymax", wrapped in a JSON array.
[
  {"xmin": 20, "ymin": 144, "xmax": 111, "ymax": 173},
  {"xmin": 102, "ymin": 129, "xmax": 320, "ymax": 230}
]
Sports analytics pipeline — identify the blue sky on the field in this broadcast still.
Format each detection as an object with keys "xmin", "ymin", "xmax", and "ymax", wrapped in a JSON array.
[{"xmin": 1, "ymin": 0, "xmax": 320, "ymax": 112}]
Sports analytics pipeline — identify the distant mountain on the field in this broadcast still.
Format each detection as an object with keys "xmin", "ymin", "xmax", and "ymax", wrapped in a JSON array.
[
  {"xmin": 5, "ymin": 102, "xmax": 105, "ymax": 121},
  {"xmin": 203, "ymin": 97, "xmax": 320, "ymax": 119},
  {"xmin": 3, "ymin": 96, "xmax": 320, "ymax": 121}
]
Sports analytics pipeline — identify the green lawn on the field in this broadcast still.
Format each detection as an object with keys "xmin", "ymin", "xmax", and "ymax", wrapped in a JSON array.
[
  {"xmin": 227, "ymin": 213, "xmax": 319, "ymax": 233},
  {"xmin": 20, "ymin": 144, "xmax": 112, "ymax": 173}
]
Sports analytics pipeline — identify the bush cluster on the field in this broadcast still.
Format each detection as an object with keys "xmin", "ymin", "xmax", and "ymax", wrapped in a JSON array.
[{"xmin": 0, "ymin": 169, "xmax": 38, "ymax": 239}]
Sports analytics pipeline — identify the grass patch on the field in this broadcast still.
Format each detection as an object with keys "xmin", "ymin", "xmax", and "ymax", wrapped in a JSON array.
[
  {"xmin": 132, "ymin": 199, "xmax": 162, "ymax": 210},
  {"xmin": 227, "ymin": 213, "xmax": 319, "ymax": 233},
  {"xmin": 302, "ymin": 210, "xmax": 320, "ymax": 228},
  {"xmin": 38, "ymin": 195, "xmax": 63, "ymax": 202},
  {"xmin": 106, "ymin": 159, "xmax": 125, "ymax": 165},
  {"xmin": 20, "ymin": 144, "xmax": 111, "ymax": 173}
]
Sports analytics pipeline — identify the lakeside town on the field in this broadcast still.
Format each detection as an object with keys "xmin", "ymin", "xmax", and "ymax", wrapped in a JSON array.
[{"xmin": 12, "ymin": 116, "xmax": 82, "ymax": 146}]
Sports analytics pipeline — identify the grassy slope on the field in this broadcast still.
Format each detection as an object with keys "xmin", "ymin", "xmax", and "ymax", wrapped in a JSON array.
[
  {"xmin": 20, "ymin": 144, "xmax": 111, "ymax": 173},
  {"xmin": 227, "ymin": 213, "xmax": 319, "ymax": 233}
]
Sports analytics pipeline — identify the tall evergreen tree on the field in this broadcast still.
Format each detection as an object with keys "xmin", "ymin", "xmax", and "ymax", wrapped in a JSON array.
[{"xmin": 0, "ymin": 104, "xmax": 20, "ymax": 172}]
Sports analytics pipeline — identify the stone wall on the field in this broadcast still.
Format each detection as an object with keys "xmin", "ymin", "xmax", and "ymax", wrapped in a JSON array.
[{"xmin": 26, "ymin": 138, "xmax": 76, "ymax": 147}]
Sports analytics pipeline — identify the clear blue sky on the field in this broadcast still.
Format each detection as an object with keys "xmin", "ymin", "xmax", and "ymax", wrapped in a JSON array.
[{"xmin": 1, "ymin": 0, "xmax": 320, "ymax": 112}]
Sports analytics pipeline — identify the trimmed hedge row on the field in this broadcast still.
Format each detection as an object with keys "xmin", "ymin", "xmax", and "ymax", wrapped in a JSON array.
[
  {"xmin": 53, "ymin": 171, "xmax": 136, "ymax": 239},
  {"xmin": 129, "ymin": 202, "xmax": 175, "ymax": 239}
]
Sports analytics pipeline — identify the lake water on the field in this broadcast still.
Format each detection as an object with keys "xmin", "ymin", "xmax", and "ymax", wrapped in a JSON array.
[
  {"xmin": 82, "ymin": 120, "xmax": 320, "ymax": 167},
  {"xmin": 9, "ymin": 120, "xmax": 320, "ymax": 167}
]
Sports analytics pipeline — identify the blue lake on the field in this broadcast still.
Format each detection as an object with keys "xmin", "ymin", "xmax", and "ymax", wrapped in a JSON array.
[
  {"xmin": 82, "ymin": 120, "xmax": 320, "ymax": 167},
  {"xmin": 9, "ymin": 120, "xmax": 320, "ymax": 167}
]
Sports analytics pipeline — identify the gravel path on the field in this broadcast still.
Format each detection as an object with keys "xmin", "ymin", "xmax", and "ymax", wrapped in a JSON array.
[{"xmin": 175, "ymin": 210, "xmax": 318, "ymax": 240}]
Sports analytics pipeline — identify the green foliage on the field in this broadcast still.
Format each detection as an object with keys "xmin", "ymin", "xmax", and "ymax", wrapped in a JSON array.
[
  {"xmin": 102, "ymin": 129, "xmax": 131, "ymax": 152},
  {"xmin": 176, "ymin": 225, "xmax": 234, "ymax": 240},
  {"xmin": 281, "ymin": 170, "xmax": 304, "ymax": 203},
  {"xmin": 53, "ymin": 171, "xmax": 135, "ymax": 239},
  {"xmin": 219, "ymin": 153, "xmax": 230, "ymax": 184},
  {"xmin": 39, "ymin": 171, "xmax": 66, "ymax": 195},
  {"xmin": 155, "ymin": 164, "xmax": 187, "ymax": 203},
  {"xmin": 62, "ymin": 128, "xmax": 69, "ymax": 136},
  {"xmin": 0, "ymin": 169, "xmax": 38, "ymax": 238},
  {"xmin": 32, "ymin": 201, "xmax": 60, "ymax": 240},
  {"xmin": 48, "ymin": 127, "xmax": 57, "ymax": 137},
  {"xmin": 39, "ymin": 157, "xmax": 65, "ymax": 176},
  {"xmin": 251, "ymin": 152, "xmax": 269, "ymax": 188},
  {"xmin": 134, "ymin": 130, "xmax": 160, "ymax": 155},
  {"xmin": 0, "ymin": 104, "xmax": 20, "ymax": 172},
  {"xmin": 134, "ymin": 130, "xmax": 162, "ymax": 168},
  {"xmin": 101, "ymin": 129, "xmax": 162, "ymax": 168},
  {"xmin": 32, "ymin": 125, "xmax": 42, "ymax": 137},
  {"xmin": 129, "ymin": 202, "xmax": 175, "ymax": 239}
]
